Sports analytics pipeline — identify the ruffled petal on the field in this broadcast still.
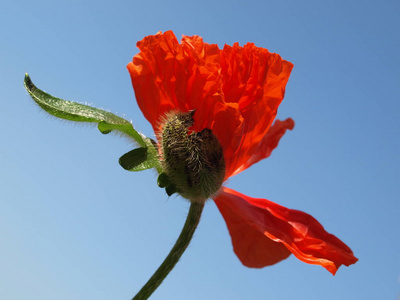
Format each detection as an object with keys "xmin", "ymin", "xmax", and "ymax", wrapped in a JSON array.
[
  {"xmin": 127, "ymin": 32, "xmax": 293, "ymax": 178},
  {"xmin": 127, "ymin": 31, "xmax": 247, "ymax": 170},
  {"xmin": 213, "ymin": 187, "xmax": 358, "ymax": 275},
  {"xmin": 127, "ymin": 31, "xmax": 244, "ymax": 155},
  {"xmin": 231, "ymin": 118, "xmax": 295, "ymax": 176},
  {"xmin": 219, "ymin": 43, "xmax": 294, "ymax": 178},
  {"xmin": 127, "ymin": 31, "xmax": 179, "ymax": 130},
  {"xmin": 127, "ymin": 31, "xmax": 221, "ymax": 132}
]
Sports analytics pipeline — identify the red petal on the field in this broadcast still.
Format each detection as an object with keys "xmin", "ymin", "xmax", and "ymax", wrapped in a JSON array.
[
  {"xmin": 214, "ymin": 189, "xmax": 291, "ymax": 268},
  {"xmin": 127, "ymin": 31, "xmax": 246, "ymax": 168},
  {"xmin": 128, "ymin": 32, "xmax": 224, "ymax": 128},
  {"xmin": 127, "ymin": 31, "xmax": 179, "ymax": 130},
  {"xmin": 127, "ymin": 31, "xmax": 293, "ymax": 178},
  {"xmin": 213, "ymin": 187, "xmax": 358, "ymax": 275},
  {"xmin": 219, "ymin": 44, "xmax": 294, "ymax": 178},
  {"xmin": 231, "ymin": 118, "xmax": 295, "ymax": 176}
]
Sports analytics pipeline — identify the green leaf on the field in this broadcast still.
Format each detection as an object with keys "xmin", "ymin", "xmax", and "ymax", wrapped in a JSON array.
[
  {"xmin": 97, "ymin": 121, "xmax": 145, "ymax": 147},
  {"xmin": 157, "ymin": 172, "xmax": 171, "ymax": 188},
  {"xmin": 119, "ymin": 144, "xmax": 161, "ymax": 172},
  {"xmin": 165, "ymin": 186, "xmax": 177, "ymax": 196},
  {"xmin": 143, "ymin": 137, "xmax": 163, "ymax": 174},
  {"xmin": 118, "ymin": 133, "xmax": 162, "ymax": 172},
  {"xmin": 24, "ymin": 73, "xmax": 146, "ymax": 147},
  {"xmin": 119, "ymin": 148, "xmax": 149, "ymax": 171},
  {"xmin": 157, "ymin": 172, "xmax": 178, "ymax": 196}
]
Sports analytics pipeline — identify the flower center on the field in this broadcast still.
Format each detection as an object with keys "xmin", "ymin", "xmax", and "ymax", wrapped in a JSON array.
[{"xmin": 160, "ymin": 111, "xmax": 225, "ymax": 202}]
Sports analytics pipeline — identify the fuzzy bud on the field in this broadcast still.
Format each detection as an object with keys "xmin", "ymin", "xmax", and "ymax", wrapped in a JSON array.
[{"xmin": 160, "ymin": 111, "xmax": 225, "ymax": 203}]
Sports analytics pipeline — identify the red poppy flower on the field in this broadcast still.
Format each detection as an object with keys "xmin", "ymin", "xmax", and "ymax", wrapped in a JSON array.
[{"xmin": 127, "ymin": 30, "xmax": 357, "ymax": 275}]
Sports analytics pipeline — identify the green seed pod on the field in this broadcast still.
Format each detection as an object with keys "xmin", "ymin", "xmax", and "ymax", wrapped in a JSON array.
[{"xmin": 160, "ymin": 111, "xmax": 225, "ymax": 202}]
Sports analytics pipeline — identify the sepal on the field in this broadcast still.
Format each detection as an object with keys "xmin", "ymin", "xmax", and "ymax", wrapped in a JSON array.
[
  {"xmin": 157, "ymin": 172, "xmax": 178, "ymax": 196},
  {"xmin": 119, "ymin": 148, "xmax": 150, "ymax": 171}
]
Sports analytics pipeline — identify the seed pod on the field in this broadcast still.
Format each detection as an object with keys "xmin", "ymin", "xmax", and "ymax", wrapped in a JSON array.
[{"xmin": 160, "ymin": 111, "xmax": 225, "ymax": 202}]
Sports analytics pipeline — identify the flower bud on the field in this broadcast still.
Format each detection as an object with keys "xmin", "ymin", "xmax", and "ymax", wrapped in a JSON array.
[{"xmin": 160, "ymin": 111, "xmax": 225, "ymax": 203}]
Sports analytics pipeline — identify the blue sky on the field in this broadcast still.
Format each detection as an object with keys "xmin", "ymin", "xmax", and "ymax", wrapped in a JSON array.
[{"xmin": 1, "ymin": 0, "xmax": 399, "ymax": 299}]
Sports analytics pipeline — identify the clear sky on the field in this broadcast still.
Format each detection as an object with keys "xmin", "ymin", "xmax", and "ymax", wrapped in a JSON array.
[{"xmin": 1, "ymin": 0, "xmax": 399, "ymax": 299}]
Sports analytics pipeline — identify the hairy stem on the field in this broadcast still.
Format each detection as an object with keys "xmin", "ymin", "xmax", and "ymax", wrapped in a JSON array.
[{"xmin": 132, "ymin": 202, "xmax": 205, "ymax": 300}]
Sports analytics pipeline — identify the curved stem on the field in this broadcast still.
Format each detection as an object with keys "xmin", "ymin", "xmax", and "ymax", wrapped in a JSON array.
[{"xmin": 132, "ymin": 202, "xmax": 205, "ymax": 300}]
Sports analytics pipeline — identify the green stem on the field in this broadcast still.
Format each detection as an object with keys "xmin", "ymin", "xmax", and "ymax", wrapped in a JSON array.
[{"xmin": 132, "ymin": 202, "xmax": 205, "ymax": 300}]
